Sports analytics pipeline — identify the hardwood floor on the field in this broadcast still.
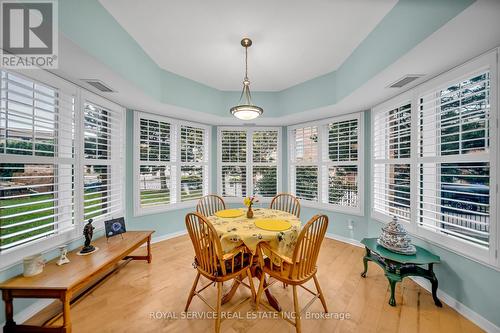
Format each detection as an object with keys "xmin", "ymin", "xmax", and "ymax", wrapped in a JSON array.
[{"xmin": 27, "ymin": 235, "xmax": 483, "ymax": 333}]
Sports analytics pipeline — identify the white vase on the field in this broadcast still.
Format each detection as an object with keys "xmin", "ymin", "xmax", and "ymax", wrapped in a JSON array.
[{"xmin": 23, "ymin": 254, "xmax": 45, "ymax": 277}]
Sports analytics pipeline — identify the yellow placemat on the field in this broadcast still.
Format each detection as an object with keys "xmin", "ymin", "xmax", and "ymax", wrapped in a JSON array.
[
  {"xmin": 254, "ymin": 218, "xmax": 292, "ymax": 231},
  {"xmin": 214, "ymin": 209, "xmax": 245, "ymax": 218}
]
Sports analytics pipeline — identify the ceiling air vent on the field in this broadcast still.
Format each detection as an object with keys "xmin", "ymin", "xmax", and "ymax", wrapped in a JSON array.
[
  {"xmin": 82, "ymin": 79, "xmax": 115, "ymax": 93},
  {"xmin": 387, "ymin": 74, "xmax": 424, "ymax": 88}
]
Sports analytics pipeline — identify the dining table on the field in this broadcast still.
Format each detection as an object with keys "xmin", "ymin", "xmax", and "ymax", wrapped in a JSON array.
[{"xmin": 207, "ymin": 207, "xmax": 302, "ymax": 311}]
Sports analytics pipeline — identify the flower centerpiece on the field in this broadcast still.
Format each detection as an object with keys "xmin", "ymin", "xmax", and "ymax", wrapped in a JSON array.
[{"xmin": 244, "ymin": 195, "xmax": 259, "ymax": 218}]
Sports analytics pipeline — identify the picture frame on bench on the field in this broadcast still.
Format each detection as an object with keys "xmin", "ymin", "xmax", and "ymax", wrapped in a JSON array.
[{"xmin": 105, "ymin": 217, "xmax": 127, "ymax": 239}]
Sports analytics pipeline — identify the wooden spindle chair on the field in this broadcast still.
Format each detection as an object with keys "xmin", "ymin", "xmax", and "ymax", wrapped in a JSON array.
[
  {"xmin": 269, "ymin": 193, "xmax": 301, "ymax": 218},
  {"xmin": 184, "ymin": 212, "xmax": 256, "ymax": 333},
  {"xmin": 255, "ymin": 214, "xmax": 329, "ymax": 333},
  {"xmin": 196, "ymin": 194, "xmax": 226, "ymax": 217}
]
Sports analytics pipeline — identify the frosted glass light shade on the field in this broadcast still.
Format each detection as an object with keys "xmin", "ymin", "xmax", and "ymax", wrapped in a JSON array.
[{"xmin": 230, "ymin": 104, "xmax": 263, "ymax": 120}]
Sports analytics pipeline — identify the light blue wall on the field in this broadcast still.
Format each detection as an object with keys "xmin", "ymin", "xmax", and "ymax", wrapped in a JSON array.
[{"xmin": 58, "ymin": 0, "xmax": 475, "ymax": 118}]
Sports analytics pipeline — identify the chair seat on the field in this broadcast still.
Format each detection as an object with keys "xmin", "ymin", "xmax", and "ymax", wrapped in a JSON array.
[{"xmin": 194, "ymin": 252, "xmax": 253, "ymax": 276}]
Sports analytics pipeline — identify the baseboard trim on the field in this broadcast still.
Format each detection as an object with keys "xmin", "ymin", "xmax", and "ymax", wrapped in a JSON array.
[
  {"xmin": 8, "ymin": 299, "xmax": 53, "ymax": 326},
  {"xmin": 151, "ymin": 230, "xmax": 187, "ymax": 244},
  {"xmin": 410, "ymin": 277, "xmax": 499, "ymax": 333},
  {"xmin": 5, "ymin": 231, "xmax": 499, "ymax": 333},
  {"xmin": 325, "ymin": 233, "xmax": 363, "ymax": 248},
  {"xmin": 324, "ymin": 233, "xmax": 499, "ymax": 333}
]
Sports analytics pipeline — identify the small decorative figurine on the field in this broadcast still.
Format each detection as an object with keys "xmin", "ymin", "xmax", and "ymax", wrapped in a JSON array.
[
  {"xmin": 57, "ymin": 245, "xmax": 70, "ymax": 266},
  {"xmin": 377, "ymin": 216, "xmax": 416, "ymax": 255},
  {"xmin": 79, "ymin": 219, "xmax": 98, "ymax": 255}
]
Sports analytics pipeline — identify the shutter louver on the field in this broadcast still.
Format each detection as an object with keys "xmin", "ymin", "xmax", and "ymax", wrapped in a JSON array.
[
  {"xmin": 221, "ymin": 165, "xmax": 246, "ymax": 197},
  {"xmin": 180, "ymin": 125, "xmax": 207, "ymax": 201},
  {"xmin": 139, "ymin": 165, "xmax": 170, "ymax": 207},
  {"xmin": 373, "ymin": 103, "xmax": 412, "ymax": 222},
  {"xmin": 252, "ymin": 130, "xmax": 279, "ymax": 197},
  {"xmin": 291, "ymin": 126, "xmax": 318, "ymax": 202},
  {"xmin": 180, "ymin": 165, "xmax": 203, "ymax": 201},
  {"xmin": 220, "ymin": 130, "xmax": 248, "ymax": 197},
  {"xmin": 325, "ymin": 119, "xmax": 360, "ymax": 208},
  {"xmin": 294, "ymin": 166, "xmax": 318, "ymax": 201},
  {"xmin": 293, "ymin": 126, "xmax": 318, "ymax": 163}
]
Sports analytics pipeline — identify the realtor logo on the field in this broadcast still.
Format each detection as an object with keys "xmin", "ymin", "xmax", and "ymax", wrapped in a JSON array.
[{"xmin": 1, "ymin": 0, "xmax": 58, "ymax": 68}]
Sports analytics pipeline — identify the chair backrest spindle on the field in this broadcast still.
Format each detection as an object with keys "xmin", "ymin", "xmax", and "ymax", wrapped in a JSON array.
[
  {"xmin": 290, "ymin": 214, "xmax": 328, "ymax": 280},
  {"xmin": 269, "ymin": 193, "xmax": 300, "ymax": 218},
  {"xmin": 185, "ymin": 212, "xmax": 226, "ymax": 277},
  {"xmin": 196, "ymin": 194, "xmax": 226, "ymax": 217}
]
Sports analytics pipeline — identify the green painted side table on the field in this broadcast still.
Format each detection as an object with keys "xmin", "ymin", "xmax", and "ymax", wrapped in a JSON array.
[{"xmin": 360, "ymin": 238, "xmax": 442, "ymax": 307}]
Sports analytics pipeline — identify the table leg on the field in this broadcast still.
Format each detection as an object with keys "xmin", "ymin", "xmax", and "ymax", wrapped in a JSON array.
[
  {"xmin": 388, "ymin": 277, "xmax": 398, "ymax": 307},
  {"xmin": 428, "ymin": 264, "xmax": 442, "ymax": 307},
  {"xmin": 221, "ymin": 273, "xmax": 244, "ymax": 304},
  {"xmin": 361, "ymin": 248, "xmax": 370, "ymax": 278},
  {"xmin": 222, "ymin": 252, "xmax": 282, "ymax": 311},
  {"xmin": 62, "ymin": 291, "xmax": 72, "ymax": 333},
  {"xmin": 2, "ymin": 290, "xmax": 16, "ymax": 328},
  {"xmin": 147, "ymin": 235, "xmax": 152, "ymax": 263}
]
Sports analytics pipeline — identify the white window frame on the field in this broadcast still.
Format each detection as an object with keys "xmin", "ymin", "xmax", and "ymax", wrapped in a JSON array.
[
  {"xmin": 288, "ymin": 112, "xmax": 365, "ymax": 215},
  {"xmin": 0, "ymin": 69, "xmax": 125, "ymax": 270},
  {"xmin": 81, "ymin": 91, "xmax": 126, "ymax": 229},
  {"xmin": 217, "ymin": 126, "xmax": 282, "ymax": 203},
  {"xmin": 371, "ymin": 91, "xmax": 414, "ymax": 228},
  {"xmin": 133, "ymin": 111, "xmax": 211, "ymax": 216},
  {"xmin": 371, "ymin": 50, "xmax": 499, "ymax": 268}
]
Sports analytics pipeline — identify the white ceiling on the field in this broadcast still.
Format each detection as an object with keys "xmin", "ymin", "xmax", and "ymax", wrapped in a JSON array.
[{"xmin": 98, "ymin": 0, "xmax": 397, "ymax": 91}]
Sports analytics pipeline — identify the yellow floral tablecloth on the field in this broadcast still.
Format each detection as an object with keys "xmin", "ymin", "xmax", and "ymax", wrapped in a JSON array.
[{"xmin": 207, "ymin": 208, "xmax": 301, "ymax": 259}]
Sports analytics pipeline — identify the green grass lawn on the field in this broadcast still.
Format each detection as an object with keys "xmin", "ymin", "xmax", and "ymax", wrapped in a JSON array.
[
  {"xmin": 0, "ymin": 193, "xmax": 56, "ymax": 248},
  {"xmin": 140, "ymin": 189, "xmax": 170, "ymax": 206},
  {"xmin": 1, "ymin": 192, "xmax": 105, "ymax": 249}
]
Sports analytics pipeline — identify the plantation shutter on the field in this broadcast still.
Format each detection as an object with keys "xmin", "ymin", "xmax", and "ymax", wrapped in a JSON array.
[
  {"xmin": 180, "ymin": 125, "xmax": 207, "ymax": 202},
  {"xmin": 252, "ymin": 130, "xmax": 278, "ymax": 197},
  {"xmin": 291, "ymin": 126, "xmax": 319, "ymax": 201},
  {"xmin": 418, "ymin": 71, "xmax": 491, "ymax": 247},
  {"xmin": 0, "ymin": 70, "xmax": 76, "ymax": 251},
  {"xmin": 324, "ymin": 119, "xmax": 359, "ymax": 208},
  {"xmin": 83, "ymin": 101, "xmax": 124, "ymax": 221},
  {"xmin": 373, "ymin": 103, "xmax": 412, "ymax": 223},
  {"xmin": 138, "ymin": 117, "xmax": 173, "ymax": 208},
  {"xmin": 220, "ymin": 130, "xmax": 247, "ymax": 197}
]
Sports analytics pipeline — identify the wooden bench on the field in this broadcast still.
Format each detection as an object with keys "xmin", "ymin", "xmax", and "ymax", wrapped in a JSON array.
[{"xmin": 0, "ymin": 230, "xmax": 154, "ymax": 333}]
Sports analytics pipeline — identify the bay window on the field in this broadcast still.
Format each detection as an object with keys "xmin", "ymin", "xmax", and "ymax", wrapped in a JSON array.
[{"xmin": 372, "ymin": 50, "xmax": 498, "ymax": 266}]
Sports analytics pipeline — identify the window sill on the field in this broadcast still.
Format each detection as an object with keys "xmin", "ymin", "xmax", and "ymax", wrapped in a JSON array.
[
  {"xmin": 300, "ymin": 200, "xmax": 364, "ymax": 217},
  {"xmin": 133, "ymin": 201, "xmax": 197, "ymax": 217}
]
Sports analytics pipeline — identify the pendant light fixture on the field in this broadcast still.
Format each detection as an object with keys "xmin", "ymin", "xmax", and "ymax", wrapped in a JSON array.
[{"xmin": 230, "ymin": 38, "xmax": 264, "ymax": 120}]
